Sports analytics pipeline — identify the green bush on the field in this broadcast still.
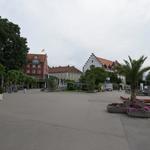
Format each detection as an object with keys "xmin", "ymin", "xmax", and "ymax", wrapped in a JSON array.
[
  {"xmin": 65, "ymin": 80, "xmax": 76, "ymax": 91},
  {"xmin": 67, "ymin": 82, "xmax": 75, "ymax": 90},
  {"xmin": 47, "ymin": 76, "xmax": 58, "ymax": 91}
]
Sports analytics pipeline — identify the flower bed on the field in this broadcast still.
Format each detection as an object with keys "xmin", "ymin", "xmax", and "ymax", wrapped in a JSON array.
[
  {"xmin": 107, "ymin": 103, "xmax": 127, "ymax": 113},
  {"xmin": 127, "ymin": 105, "xmax": 150, "ymax": 118},
  {"xmin": 107, "ymin": 99, "xmax": 150, "ymax": 118}
]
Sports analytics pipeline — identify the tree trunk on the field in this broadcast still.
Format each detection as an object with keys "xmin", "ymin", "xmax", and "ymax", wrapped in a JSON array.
[
  {"xmin": 131, "ymin": 83, "xmax": 137, "ymax": 101},
  {"xmin": 131, "ymin": 89, "xmax": 136, "ymax": 101}
]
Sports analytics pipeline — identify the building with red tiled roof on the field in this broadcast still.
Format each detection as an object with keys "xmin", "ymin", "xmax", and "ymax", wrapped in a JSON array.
[
  {"xmin": 48, "ymin": 66, "xmax": 82, "ymax": 83},
  {"xmin": 49, "ymin": 66, "xmax": 82, "ymax": 74},
  {"xmin": 24, "ymin": 53, "xmax": 48, "ymax": 80},
  {"xmin": 96, "ymin": 57, "xmax": 114, "ymax": 68},
  {"xmin": 83, "ymin": 53, "xmax": 118, "ymax": 72}
]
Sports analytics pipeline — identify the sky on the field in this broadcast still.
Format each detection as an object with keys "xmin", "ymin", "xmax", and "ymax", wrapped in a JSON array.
[{"xmin": 0, "ymin": 0, "xmax": 150, "ymax": 70}]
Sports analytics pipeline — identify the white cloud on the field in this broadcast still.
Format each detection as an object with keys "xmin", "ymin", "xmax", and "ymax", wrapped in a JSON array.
[{"xmin": 0, "ymin": 0, "xmax": 150, "ymax": 69}]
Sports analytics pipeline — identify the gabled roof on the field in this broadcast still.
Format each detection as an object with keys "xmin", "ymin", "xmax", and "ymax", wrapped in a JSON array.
[
  {"xmin": 27, "ymin": 53, "xmax": 47, "ymax": 63},
  {"xmin": 49, "ymin": 66, "xmax": 82, "ymax": 74},
  {"xmin": 96, "ymin": 57, "xmax": 114, "ymax": 68}
]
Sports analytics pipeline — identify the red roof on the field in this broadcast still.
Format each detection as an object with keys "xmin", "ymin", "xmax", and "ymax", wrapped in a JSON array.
[
  {"xmin": 49, "ymin": 66, "xmax": 82, "ymax": 74},
  {"xmin": 96, "ymin": 57, "xmax": 114, "ymax": 68},
  {"xmin": 27, "ymin": 53, "xmax": 47, "ymax": 63}
]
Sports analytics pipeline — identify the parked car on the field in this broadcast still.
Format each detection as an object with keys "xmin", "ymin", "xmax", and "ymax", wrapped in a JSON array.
[{"xmin": 104, "ymin": 83, "xmax": 113, "ymax": 91}]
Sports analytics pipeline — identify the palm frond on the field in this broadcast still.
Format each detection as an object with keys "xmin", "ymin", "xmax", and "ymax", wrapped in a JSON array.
[{"xmin": 139, "ymin": 67, "xmax": 150, "ymax": 77}]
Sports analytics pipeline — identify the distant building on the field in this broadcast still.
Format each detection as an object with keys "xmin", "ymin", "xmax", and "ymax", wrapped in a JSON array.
[
  {"xmin": 24, "ymin": 53, "xmax": 48, "ymax": 87},
  {"xmin": 83, "ymin": 53, "xmax": 118, "ymax": 73},
  {"xmin": 83, "ymin": 53, "xmax": 125, "ymax": 85},
  {"xmin": 48, "ymin": 66, "xmax": 82, "ymax": 86}
]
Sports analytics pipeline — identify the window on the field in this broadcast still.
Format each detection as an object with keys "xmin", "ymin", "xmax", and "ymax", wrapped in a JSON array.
[
  {"xmin": 27, "ymin": 70, "xmax": 30, "ymax": 73},
  {"xmin": 38, "ymin": 70, "xmax": 41, "ymax": 74},
  {"xmin": 92, "ymin": 60, "xmax": 93, "ymax": 63},
  {"xmin": 32, "ymin": 70, "xmax": 36, "ymax": 74},
  {"xmin": 34, "ymin": 56, "xmax": 38, "ymax": 59},
  {"xmin": 38, "ymin": 65, "xmax": 41, "ymax": 68},
  {"xmin": 27, "ymin": 64, "xmax": 30, "ymax": 68},
  {"xmin": 32, "ymin": 59, "xmax": 39, "ymax": 65},
  {"xmin": 32, "ymin": 65, "xmax": 36, "ymax": 68},
  {"xmin": 90, "ymin": 65, "xmax": 95, "ymax": 69}
]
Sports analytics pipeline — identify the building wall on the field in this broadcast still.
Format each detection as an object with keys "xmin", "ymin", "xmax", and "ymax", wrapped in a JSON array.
[
  {"xmin": 83, "ymin": 54, "xmax": 102, "ymax": 72},
  {"xmin": 43, "ymin": 55, "xmax": 48, "ymax": 78},
  {"xmin": 24, "ymin": 54, "xmax": 48, "ymax": 80},
  {"xmin": 48, "ymin": 72, "xmax": 81, "ymax": 82},
  {"xmin": 25, "ymin": 63, "xmax": 44, "ymax": 79}
]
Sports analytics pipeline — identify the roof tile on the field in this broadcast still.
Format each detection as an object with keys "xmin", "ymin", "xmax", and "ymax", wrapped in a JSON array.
[{"xmin": 49, "ymin": 66, "xmax": 82, "ymax": 74}]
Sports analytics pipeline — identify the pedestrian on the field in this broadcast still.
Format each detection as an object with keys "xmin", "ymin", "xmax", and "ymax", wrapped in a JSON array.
[{"xmin": 23, "ymin": 86, "xmax": 27, "ymax": 94}]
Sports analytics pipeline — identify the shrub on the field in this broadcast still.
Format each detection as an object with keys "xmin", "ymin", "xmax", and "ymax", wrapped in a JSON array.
[
  {"xmin": 47, "ymin": 76, "xmax": 58, "ymax": 91},
  {"xmin": 0, "ymin": 87, "xmax": 4, "ymax": 94},
  {"xmin": 66, "ymin": 80, "xmax": 76, "ymax": 91}
]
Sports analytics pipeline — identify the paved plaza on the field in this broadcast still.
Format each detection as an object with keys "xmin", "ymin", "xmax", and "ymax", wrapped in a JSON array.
[{"xmin": 0, "ymin": 90, "xmax": 150, "ymax": 150}]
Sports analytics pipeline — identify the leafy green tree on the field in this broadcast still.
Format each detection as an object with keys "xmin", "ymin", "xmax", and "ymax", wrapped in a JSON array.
[
  {"xmin": 0, "ymin": 16, "xmax": 29, "ymax": 70},
  {"xmin": 24, "ymin": 75, "xmax": 37, "ymax": 89},
  {"xmin": 92, "ymin": 67, "xmax": 107, "ymax": 85},
  {"xmin": 17, "ymin": 71, "xmax": 25, "ymax": 85},
  {"xmin": 86, "ymin": 73, "xmax": 95, "ymax": 92},
  {"xmin": 7, "ymin": 70, "xmax": 20, "ymax": 91},
  {"xmin": 117, "ymin": 56, "xmax": 150, "ymax": 101},
  {"xmin": 80, "ymin": 66, "xmax": 107, "ymax": 91},
  {"xmin": 0, "ymin": 64, "xmax": 5, "ymax": 88},
  {"xmin": 107, "ymin": 72, "xmax": 121, "ymax": 84}
]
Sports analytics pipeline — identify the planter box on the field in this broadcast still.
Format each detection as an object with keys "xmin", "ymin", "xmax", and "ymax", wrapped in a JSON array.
[
  {"xmin": 107, "ymin": 103, "xmax": 126, "ymax": 113},
  {"xmin": 127, "ymin": 108, "xmax": 150, "ymax": 118}
]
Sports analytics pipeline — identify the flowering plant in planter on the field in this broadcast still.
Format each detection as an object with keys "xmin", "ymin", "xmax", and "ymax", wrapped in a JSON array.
[
  {"xmin": 127, "ymin": 104, "xmax": 150, "ymax": 118},
  {"xmin": 107, "ymin": 102, "xmax": 127, "ymax": 113}
]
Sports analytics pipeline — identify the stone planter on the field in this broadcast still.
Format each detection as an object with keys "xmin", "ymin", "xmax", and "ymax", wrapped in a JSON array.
[
  {"xmin": 107, "ymin": 103, "xmax": 127, "ymax": 113},
  {"xmin": 127, "ymin": 107, "xmax": 150, "ymax": 118}
]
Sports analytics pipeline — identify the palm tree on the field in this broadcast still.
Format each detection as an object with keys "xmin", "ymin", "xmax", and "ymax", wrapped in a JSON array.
[{"xmin": 117, "ymin": 56, "xmax": 150, "ymax": 101}]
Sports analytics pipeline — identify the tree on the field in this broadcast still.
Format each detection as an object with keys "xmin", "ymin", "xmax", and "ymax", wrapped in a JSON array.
[
  {"xmin": 7, "ymin": 70, "xmax": 20, "ymax": 92},
  {"xmin": 0, "ymin": 64, "xmax": 5, "ymax": 89},
  {"xmin": 107, "ymin": 72, "xmax": 121, "ymax": 84},
  {"xmin": 80, "ymin": 66, "xmax": 107, "ymax": 91},
  {"xmin": 24, "ymin": 75, "xmax": 37, "ymax": 89},
  {"xmin": 86, "ymin": 72, "xmax": 95, "ymax": 92},
  {"xmin": 0, "ymin": 64, "xmax": 5, "ymax": 88},
  {"xmin": 0, "ymin": 16, "xmax": 29, "ymax": 70},
  {"xmin": 117, "ymin": 56, "xmax": 150, "ymax": 101}
]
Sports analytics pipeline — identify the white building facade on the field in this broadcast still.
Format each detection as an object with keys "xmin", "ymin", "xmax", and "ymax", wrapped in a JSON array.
[
  {"xmin": 83, "ymin": 53, "xmax": 126, "ymax": 85},
  {"xmin": 83, "ymin": 53, "xmax": 116, "ymax": 73},
  {"xmin": 48, "ymin": 66, "xmax": 82, "ymax": 87},
  {"xmin": 83, "ymin": 53, "xmax": 102, "ymax": 72}
]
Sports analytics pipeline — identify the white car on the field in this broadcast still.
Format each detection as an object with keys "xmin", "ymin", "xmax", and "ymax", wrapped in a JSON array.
[{"xmin": 104, "ymin": 83, "xmax": 113, "ymax": 91}]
